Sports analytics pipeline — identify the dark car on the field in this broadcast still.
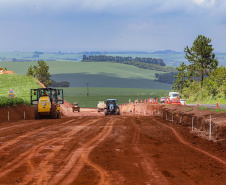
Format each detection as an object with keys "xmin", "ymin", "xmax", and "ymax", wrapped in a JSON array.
[{"xmin": 160, "ymin": 97, "xmax": 167, "ymax": 103}]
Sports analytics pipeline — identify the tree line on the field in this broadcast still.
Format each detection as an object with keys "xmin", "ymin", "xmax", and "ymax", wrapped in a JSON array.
[{"xmin": 82, "ymin": 55, "xmax": 166, "ymax": 66}]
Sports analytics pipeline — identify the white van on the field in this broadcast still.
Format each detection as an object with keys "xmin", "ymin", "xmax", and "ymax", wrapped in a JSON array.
[{"xmin": 169, "ymin": 92, "xmax": 180, "ymax": 101}]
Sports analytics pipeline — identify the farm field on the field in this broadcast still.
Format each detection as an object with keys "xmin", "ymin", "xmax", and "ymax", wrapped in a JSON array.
[
  {"xmin": 1, "ymin": 61, "xmax": 166, "ymax": 78},
  {"xmin": 63, "ymin": 87, "xmax": 169, "ymax": 107},
  {"xmin": 1, "ymin": 61, "xmax": 172, "ymax": 89},
  {"xmin": 65, "ymin": 95, "xmax": 155, "ymax": 108}
]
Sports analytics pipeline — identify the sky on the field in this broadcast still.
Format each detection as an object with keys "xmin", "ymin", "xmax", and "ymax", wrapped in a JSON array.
[{"xmin": 0, "ymin": 0, "xmax": 226, "ymax": 52}]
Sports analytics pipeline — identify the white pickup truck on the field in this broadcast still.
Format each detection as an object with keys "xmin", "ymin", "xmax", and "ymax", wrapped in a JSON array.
[{"xmin": 169, "ymin": 92, "xmax": 180, "ymax": 101}]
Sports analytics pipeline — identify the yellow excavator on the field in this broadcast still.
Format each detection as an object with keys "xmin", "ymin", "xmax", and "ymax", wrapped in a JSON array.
[{"xmin": 30, "ymin": 88, "xmax": 64, "ymax": 119}]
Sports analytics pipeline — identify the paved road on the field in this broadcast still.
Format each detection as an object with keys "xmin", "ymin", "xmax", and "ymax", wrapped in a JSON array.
[{"xmin": 186, "ymin": 104, "xmax": 226, "ymax": 109}]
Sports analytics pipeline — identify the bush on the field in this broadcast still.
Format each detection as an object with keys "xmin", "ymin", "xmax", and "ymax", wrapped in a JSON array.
[{"xmin": 0, "ymin": 96, "xmax": 29, "ymax": 107}]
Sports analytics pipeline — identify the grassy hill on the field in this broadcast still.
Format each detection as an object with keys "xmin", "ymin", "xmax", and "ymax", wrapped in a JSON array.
[{"xmin": 0, "ymin": 74, "xmax": 42, "ymax": 103}]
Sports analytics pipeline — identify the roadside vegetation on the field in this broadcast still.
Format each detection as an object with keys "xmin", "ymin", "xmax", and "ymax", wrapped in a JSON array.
[
  {"xmin": 173, "ymin": 35, "xmax": 226, "ymax": 104},
  {"xmin": 0, "ymin": 74, "xmax": 41, "ymax": 106},
  {"xmin": 0, "ymin": 97, "xmax": 28, "ymax": 107}
]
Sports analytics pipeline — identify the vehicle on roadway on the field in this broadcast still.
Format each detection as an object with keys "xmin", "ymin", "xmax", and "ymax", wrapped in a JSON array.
[
  {"xmin": 31, "ymin": 88, "xmax": 64, "ymax": 119},
  {"xmin": 169, "ymin": 92, "xmax": 180, "ymax": 102},
  {"xmin": 104, "ymin": 99, "xmax": 120, "ymax": 116},
  {"xmin": 97, "ymin": 101, "xmax": 105, "ymax": 112},
  {"xmin": 160, "ymin": 97, "xmax": 167, "ymax": 103},
  {"xmin": 72, "ymin": 102, "xmax": 80, "ymax": 112}
]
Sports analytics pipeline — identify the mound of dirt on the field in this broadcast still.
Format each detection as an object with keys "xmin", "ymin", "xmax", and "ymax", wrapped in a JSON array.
[{"xmin": 0, "ymin": 70, "xmax": 14, "ymax": 74}]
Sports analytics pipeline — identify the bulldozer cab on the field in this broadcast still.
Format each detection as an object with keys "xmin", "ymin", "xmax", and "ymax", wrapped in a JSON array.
[{"xmin": 31, "ymin": 88, "xmax": 64, "ymax": 105}]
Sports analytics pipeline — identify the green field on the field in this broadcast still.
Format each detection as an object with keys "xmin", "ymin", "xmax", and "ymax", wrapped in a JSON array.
[
  {"xmin": 1, "ymin": 61, "xmax": 165, "ymax": 78},
  {"xmin": 1, "ymin": 61, "xmax": 172, "ymax": 89},
  {"xmin": 62, "ymin": 87, "xmax": 168, "ymax": 96},
  {"xmin": 63, "ymin": 87, "xmax": 169, "ymax": 107},
  {"xmin": 0, "ymin": 74, "xmax": 42, "ymax": 103}
]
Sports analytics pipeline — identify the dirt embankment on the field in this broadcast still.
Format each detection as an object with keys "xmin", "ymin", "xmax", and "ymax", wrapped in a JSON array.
[
  {"xmin": 121, "ymin": 103, "xmax": 226, "ymax": 145},
  {"xmin": 0, "ymin": 105, "xmax": 34, "ymax": 123},
  {"xmin": 161, "ymin": 105, "xmax": 226, "ymax": 144}
]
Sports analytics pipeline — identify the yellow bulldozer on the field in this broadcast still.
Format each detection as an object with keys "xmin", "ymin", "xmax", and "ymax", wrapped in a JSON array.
[{"xmin": 30, "ymin": 88, "xmax": 64, "ymax": 119}]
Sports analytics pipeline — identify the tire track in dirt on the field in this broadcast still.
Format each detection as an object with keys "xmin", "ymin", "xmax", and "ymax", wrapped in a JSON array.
[
  {"xmin": 50, "ymin": 118, "xmax": 116, "ymax": 185},
  {"xmin": 28, "ymin": 118, "xmax": 102, "ymax": 185},
  {"xmin": 0, "ymin": 119, "xmax": 77, "ymax": 151},
  {"xmin": 0, "ymin": 119, "xmax": 77, "ymax": 179},
  {"xmin": 0, "ymin": 118, "xmax": 101, "ymax": 182},
  {"xmin": 132, "ymin": 118, "xmax": 169, "ymax": 185},
  {"xmin": 154, "ymin": 117, "xmax": 226, "ymax": 166},
  {"xmin": 0, "ymin": 119, "xmax": 49, "ymax": 132}
]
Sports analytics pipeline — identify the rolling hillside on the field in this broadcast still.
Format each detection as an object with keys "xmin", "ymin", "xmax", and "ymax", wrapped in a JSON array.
[{"xmin": 1, "ymin": 61, "xmax": 172, "ymax": 89}]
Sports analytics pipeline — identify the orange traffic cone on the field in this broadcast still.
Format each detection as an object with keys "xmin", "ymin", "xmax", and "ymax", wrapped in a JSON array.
[{"xmin": 216, "ymin": 102, "xmax": 219, "ymax": 109}]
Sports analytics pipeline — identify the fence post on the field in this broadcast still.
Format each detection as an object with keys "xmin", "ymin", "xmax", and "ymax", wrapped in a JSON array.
[{"xmin": 209, "ymin": 115, "xmax": 212, "ymax": 140}]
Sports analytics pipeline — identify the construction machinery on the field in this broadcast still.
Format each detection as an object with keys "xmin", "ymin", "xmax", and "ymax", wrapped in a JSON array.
[
  {"xmin": 104, "ymin": 99, "xmax": 120, "ymax": 116},
  {"xmin": 97, "ymin": 101, "xmax": 105, "ymax": 112},
  {"xmin": 30, "ymin": 88, "xmax": 64, "ymax": 119},
  {"xmin": 72, "ymin": 102, "xmax": 80, "ymax": 112}
]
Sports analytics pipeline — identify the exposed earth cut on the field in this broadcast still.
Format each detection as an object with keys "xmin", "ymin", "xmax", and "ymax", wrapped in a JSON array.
[{"xmin": 0, "ymin": 103, "xmax": 225, "ymax": 185}]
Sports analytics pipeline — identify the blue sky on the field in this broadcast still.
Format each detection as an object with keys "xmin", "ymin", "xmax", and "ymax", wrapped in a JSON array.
[{"xmin": 0, "ymin": 0, "xmax": 226, "ymax": 52}]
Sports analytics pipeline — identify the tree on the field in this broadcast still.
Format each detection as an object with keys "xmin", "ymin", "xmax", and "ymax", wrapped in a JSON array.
[
  {"xmin": 26, "ymin": 61, "xmax": 52, "ymax": 87},
  {"xmin": 26, "ymin": 65, "xmax": 35, "ymax": 77},
  {"xmin": 172, "ymin": 62, "xmax": 187, "ymax": 94},
  {"xmin": 184, "ymin": 35, "xmax": 218, "ymax": 88}
]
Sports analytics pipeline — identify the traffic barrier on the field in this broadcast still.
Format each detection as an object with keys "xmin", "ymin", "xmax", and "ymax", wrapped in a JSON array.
[
  {"xmin": 141, "ymin": 99, "xmax": 143, "ymax": 103},
  {"xmin": 196, "ymin": 101, "xmax": 199, "ymax": 107},
  {"xmin": 156, "ymin": 98, "xmax": 158, "ymax": 104},
  {"xmin": 144, "ymin": 99, "xmax": 147, "ymax": 103},
  {"xmin": 137, "ymin": 100, "xmax": 139, "ymax": 103},
  {"xmin": 133, "ymin": 105, "xmax": 135, "ymax": 113}
]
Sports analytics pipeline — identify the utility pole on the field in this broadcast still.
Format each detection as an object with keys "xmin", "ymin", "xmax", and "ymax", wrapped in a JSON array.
[{"xmin": 86, "ymin": 83, "xmax": 89, "ymax": 96}]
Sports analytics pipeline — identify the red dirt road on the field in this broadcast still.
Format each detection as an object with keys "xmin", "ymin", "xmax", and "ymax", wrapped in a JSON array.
[{"xmin": 0, "ymin": 107, "xmax": 226, "ymax": 184}]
